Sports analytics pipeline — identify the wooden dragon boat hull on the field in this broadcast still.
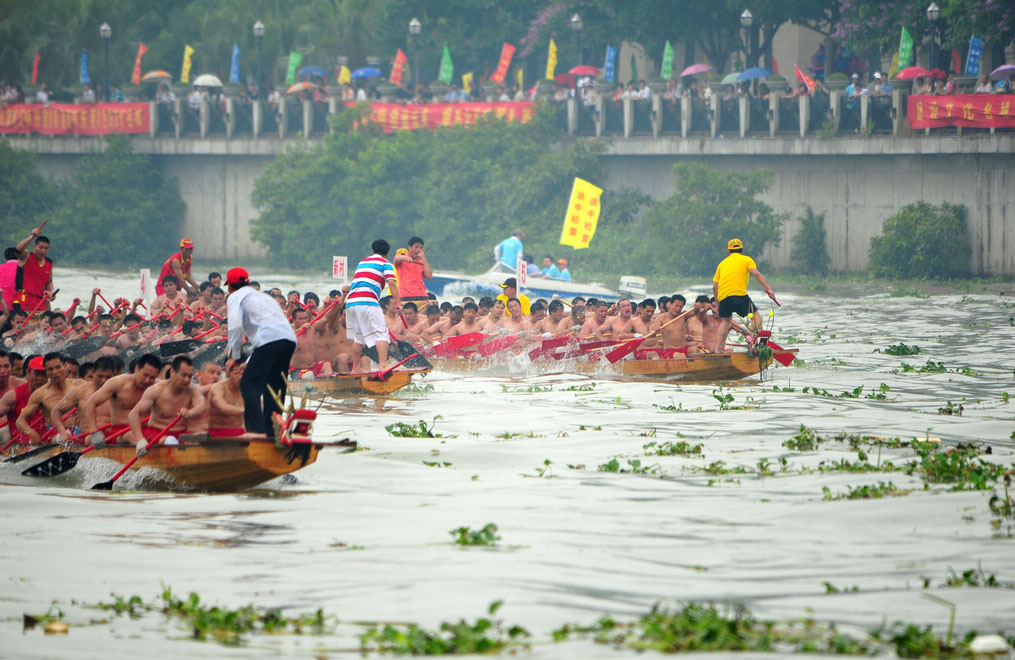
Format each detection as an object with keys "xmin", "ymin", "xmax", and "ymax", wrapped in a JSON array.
[
  {"xmin": 296, "ymin": 368, "xmax": 431, "ymax": 395},
  {"xmin": 534, "ymin": 349, "xmax": 797, "ymax": 381}
]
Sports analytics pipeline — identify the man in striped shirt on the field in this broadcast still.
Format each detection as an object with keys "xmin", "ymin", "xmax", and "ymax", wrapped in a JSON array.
[{"xmin": 345, "ymin": 239, "xmax": 401, "ymax": 372}]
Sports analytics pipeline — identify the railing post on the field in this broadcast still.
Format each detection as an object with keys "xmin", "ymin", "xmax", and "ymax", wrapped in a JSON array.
[
  {"xmin": 594, "ymin": 95, "xmax": 604, "ymax": 137},
  {"xmin": 328, "ymin": 97, "xmax": 339, "ymax": 133},
  {"xmin": 681, "ymin": 96, "xmax": 689, "ymax": 138},
  {"xmin": 302, "ymin": 99, "xmax": 313, "ymax": 138},
  {"xmin": 567, "ymin": 97, "xmax": 577, "ymax": 135},
  {"xmin": 829, "ymin": 91, "xmax": 841, "ymax": 134},
  {"xmin": 651, "ymin": 94, "xmax": 662, "ymax": 137},
  {"xmin": 891, "ymin": 89, "xmax": 901, "ymax": 136},
  {"xmin": 278, "ymin": 101, "xmax": 287, "ymax": 139},
  {"xmin": 799, "ymin": 95, "xmax": 809, "ymax": 138},
  {"xmin": 769, "ymin": 95, "xmax": 778, "ymax": 137},
  {"xmin": 738, "ymin": 96, "xmax": 748, "ymax": 137},
  {"xmin": 225, "ymin": 97, "xmax": 235, "ymax": 138},
  {"xmin": 623, "ymin": 97, "xmax": 632, "ymax": 138},
  {"xmin": 860, "ymin": 94, "xmax": 869, "ymax": 133},
  {"xmin": 149, "ymin": 101, "xmax": 157, "ymax": 138},
  {"xmin": 173, "ymin": 97, "xmax": 183, "ymax": 139},
  {"xmin": 709, "ymin": 94, "xmax": 719, "ymax": 138},
  {"xmin": 252, "ymin": 100, "xmax": 262, "ymax": 138},
  {"xmin": 199, "ymin": 99, "xmax": 209, "ymax": 138}
]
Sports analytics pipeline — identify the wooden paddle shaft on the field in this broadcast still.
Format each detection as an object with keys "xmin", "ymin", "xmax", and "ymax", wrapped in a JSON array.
[{"xmin": 98, "ymin": 414, "xmax": 181, "ymax": 487}]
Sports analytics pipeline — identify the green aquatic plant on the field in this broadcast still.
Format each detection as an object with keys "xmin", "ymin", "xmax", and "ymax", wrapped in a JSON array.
[
  {"xmin": 904, "ymin": 444, "xmax": 1005, "ymax": 490},
  {"xmin": 360, "ymin": 601, "xmax": 530, "ymax": 655},
  {"xmin": 643, "ymin": 440, "xmax": 703, "ymax": 457},
  {"xmin": 823, "ymin": 481, "xmax": 906, "ymax": 501},
  {"xmin": 771, "ymin": 384, "xmax": 796, "ymax": 392},
  {"xmin": 560, "ymin": 383, "xmax": 596, "ymax": 391},
  {"xmin": 450, "ymin": 524, "xmax": 500, "ymax": 547},
  {"xmin": 598, "ymin": 458, "xmax": 659, "ymax": 475},
  {"xmin": 422, "ymin": 461, "xmax": 453, "ymax": 468},
  {"xmin": 822, "ymin": 582, "xmax": 859, "ymax": 594},
  {"xmin": 875, "ymin": 343, "xmax": 921, "ymax": 356},
  {"xmin": 397, "ymin": 382, "xmax": 436, "ymax": 395},
  {"xmin": 712, "ymin": 385, "xmax": 735, "ymax": 410},
  {"xmin": 888, "ymin": 287, "xmax": 931, "ymax": 299},
  {"xmin": 938, "ymin": 565, "xmax": 1010, "ymax": 589},
  {"xmin": 95, "ymin": 594, "xmax": 147, "ymax": 618},
  {"xmin": 532, "ymin": 459, "xmax": 553, "ymax": 477},
  {"xmin": 783, "ymin": 425, "xmax": 824, "ymax": 451},
  {"xmin": 385, "ymin": 416, "xmax": 444, "ymax": 438},
  {"xmin": 937, "ymin": 401, "xmax": 964, "ymax": 416}
]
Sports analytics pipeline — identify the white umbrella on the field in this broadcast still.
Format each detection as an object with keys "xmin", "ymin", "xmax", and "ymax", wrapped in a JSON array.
[{"xmin": 192, "ymin": 74, "xmax": 223, "ymax": 87}]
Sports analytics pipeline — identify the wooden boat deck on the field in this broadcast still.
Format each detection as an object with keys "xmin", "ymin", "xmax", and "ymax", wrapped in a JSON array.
[{"xmin": 295, "ymin": 368, "xmax": 431, "ymax": 395}]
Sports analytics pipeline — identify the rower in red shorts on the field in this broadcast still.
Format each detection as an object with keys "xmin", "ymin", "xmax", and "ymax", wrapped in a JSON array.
[
  {"xmin": 128, "ymin": 355, "xmax": 205, "ymax": 456},
  {"xmin": 207, "ymin": 360, "xmax": 245, "ymax": 438}
]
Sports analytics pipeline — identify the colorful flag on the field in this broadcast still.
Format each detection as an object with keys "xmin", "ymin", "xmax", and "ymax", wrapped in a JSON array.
[
  {"xmin": 462, "ymin": 72, "xmax": 474, "ymax": 95},
  {"xmin": 390, "ymin": 49, "xmax": 407, "ymax": 85},
  {"xmin": 546, "ymin": 38, "xmax": 557, "ymax": 79},
  {"xmin": 888, "ymin": 51, "xmax": 900, "ymax": 79},
  {"xmin": 560, "ymin": 178, "xmax": 604, "ymax": 250},
  {"xmin": 950, "ymin": 50, "xmax": 961, "ymax": 77},
  {"xmin": 80, "ymin": 50, "xmax": 90, "ymax": 85},
  {"xmin": 338, "ymin": 65, "xmax": 351, "ymax": 84},
  {"xmin": 771, "ymin": 56, "xmax": 780, "ymax": 75},
  {"xmin": 794, "ymin": 65, "xmax": 815, "ymax": 94},
  {"xmin": 488, "ymin": 43, "xmax": 516, "ymax": 84},
  {"xmin": 181, "ymin": 45, "xmax": 195, "ymax": 84},
  {"xmin": 516, "ymin": 66, "xmax": 524, "ymax": 89},
  {"xmin": 439, "ymin": 45, "xmax": 453, "ymax": 84},
  {"xmin": 965, "ymin": 36, "xmax": 983, "ymax": 76},
  {"xmin": 131, "ymin": 43, "xmax": 148, "ymax": 85},
  {"xmin": 630, "ymin": 53, "xmax": 638, "ymax": 82},
  {"xmin": 230, "ymin": 44, "xmax": 241, "ymax": 83},
  {"xmin": 603, "ymin": 45, "xmax": 617, "ymax": 82},
  {"xmin": 286, "ymin": 51, "xmax": 302, "ymax": 85},
  {"xmin": 660, "ymin": 41, "xmax": 674, "ymax": 80},
  {"xmin": 898, "ymin": 27, "xmax": 914, "ymax": 68},
  {"xmin": 32, "ymin": 52, "xmax": 40, "ymax": 84}
]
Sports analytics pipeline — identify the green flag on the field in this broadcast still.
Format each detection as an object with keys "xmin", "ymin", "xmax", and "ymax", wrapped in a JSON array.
[
  {"xmin": 630, "ymin": 53, "xmax": 638, "ymax": 81},
  {"xmin": 898, "ymin": 27, "xmax": 914, "ymax": 68},
  {"xmin": 439, "ymin": 45, "xmax": 453, "ymax": 83},
  {"xmin": 661, "ymin": 41, "xmax": 674, "ymax": 80},
  {"xmin": 286, "ymin": 51, "xmax": 303, "ymax": 85}
]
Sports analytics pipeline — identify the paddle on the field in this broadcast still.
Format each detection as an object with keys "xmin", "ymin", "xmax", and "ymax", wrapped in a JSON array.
[
  {"xmin": 91, "ymin": 414, "xmax": 182, "ymax": 490},
  {"xmin": 477, "ymin": 335, "xmax": 521, "ymax": 358},
  {"xmin": 3, "ymin": 443, "xmax": 59, "ymax": 464},
  {"xmin": 605, "ymin": 309, "xmax": 694, "ymax": 364},
  {"xmin": 433, "ymin": 332, "xmax": 486, "ymax": 357},
  {"xmin": 21, "ymin": 419, "xmax": 143, "ymax": 477},
  {"xmin": 363, "ymin": 331, "xmax": 433, "ymax": 370},
  {"xmin": 367, "ymin": 352, "xmax": 420, "ymax": 382}
]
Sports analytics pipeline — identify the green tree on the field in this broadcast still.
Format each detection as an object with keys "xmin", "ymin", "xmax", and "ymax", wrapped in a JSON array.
[
  {"xmin": 645, "ymin": 163, "xmax": 785, "ymax": 276},
  {"xmin": 44, "ymin": 134, "xmax": 185, "ymax": 267},
  {"xmin": 868, "ymin": 202, "xmax": 970, "ymax": 279},
  {"xmin": 790, "ymin": 207, "xmax": 829, "ymax": 275},
  {"xmin": 0, "ymin": 140, "xmax": 59, "ymax": 235}
]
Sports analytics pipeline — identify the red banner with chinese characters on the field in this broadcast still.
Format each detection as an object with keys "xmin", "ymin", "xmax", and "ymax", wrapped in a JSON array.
[
  {"xmin": 908, "ymin": 94, "xmax": 1015, "ymax": 129},
  {"xmin": 0, "ymin": 103, "xmax": 150, "ymax": 135},
  {"xmin": 349, "ymin": 101, "xmax": 534, "ymax": 133},
  {"xmin": 488, "ymin": 43, "xmax": 516, "ymax": 84}
]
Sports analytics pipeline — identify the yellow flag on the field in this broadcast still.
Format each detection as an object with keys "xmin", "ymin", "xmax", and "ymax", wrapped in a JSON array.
[
  {"xmin": 888, "ymin": 51, "xmax": 900, "ymax": 79},
  {"xmin": 546, "ymin": 39, "xmax": 558, "ymax": 79},
  {"xmin": 462, "ymin": 72, "xmax": 474, "ymax": 94},
  {"xmin": 338, "ymin": 65, "xmax": 351, "ymax": 84},
  {"xmin": 181, "ymin": 45, "xmax": 195, "ymax": 84},
  {"xmin": 560, "ymin": 177, "xmax": 603, "ymax": 250},
  {"xmin": 516, "ymin": 67, "xmax": 524, "ymax": 89}
]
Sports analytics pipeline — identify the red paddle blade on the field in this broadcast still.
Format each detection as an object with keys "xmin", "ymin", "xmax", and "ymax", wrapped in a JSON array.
[
  {"xmin": 368, "ymin": 353, "xmax": 418, "ymax": 381},
  {"xmin": 606, "ymin": 338, "xmax": 644, "ymax": 364},
  {"xmin": 477, "ymin": 335, "xmax": 519, "ymax": 357},
  {"xmin": 447, "ymin": 332, "xmax": 486, "ymax": 349},
  {"xmin": 766, "ymin": 340, "xmax": 795, "ymax": 367}
]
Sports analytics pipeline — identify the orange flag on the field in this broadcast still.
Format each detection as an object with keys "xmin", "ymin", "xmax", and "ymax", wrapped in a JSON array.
[
  {"xmin": 794, "ymin": 64, "xmax": 815, "ymax": 94},
  {"xmin": 32, "ymin": 53, "xmax": 40, "ymax": 84},
  {"xmin": 488, "ymin": 43, "xmax": 516, "ymax": 84},
  {"xmin": 131, "ymin": 43, "xmax": 148, "ymax": 85},
  {"xmin": 390, "ymin": 49, "xmax": 407, "ymax": 86}
]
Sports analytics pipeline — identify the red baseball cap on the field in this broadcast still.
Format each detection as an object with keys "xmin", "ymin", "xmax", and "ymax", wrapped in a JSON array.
[
  {"xmin": 226, "ymin": 267, "xmax": 249, "ymax": 285},
  {"xmin": 180, "ymin": 238, "xmax": 195, "ymax": 249},
  {"xmin": 27, "ymin": 356, "xmax": 45, "ymax": 371}
]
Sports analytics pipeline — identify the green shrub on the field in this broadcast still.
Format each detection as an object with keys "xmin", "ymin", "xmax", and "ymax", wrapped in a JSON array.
[
  {"xmin": 868, "ymin": 202, "xmax": 970, "ymax": 279},
  {"xmin": 790, "ymin": 207, "xmax": 830, "ymax": 275}
]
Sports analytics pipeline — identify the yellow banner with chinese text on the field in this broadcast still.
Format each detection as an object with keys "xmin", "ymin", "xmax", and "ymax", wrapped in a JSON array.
[{"xmin": 559, "ymin": 177, "xmax": 603, "ymax": 249}]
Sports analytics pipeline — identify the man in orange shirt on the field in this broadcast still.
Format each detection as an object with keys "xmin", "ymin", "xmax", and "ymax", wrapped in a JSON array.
[
  {"xmin": 393, "ymin": 236, "xmax": 432, "ymax": 305},
  {"xmin": 712, "ymin": 238, "xmax": 777, "ymax": 353},
  {"xmin": 156, "ymin": 238, "xmax": 199, "ymax": 296}
]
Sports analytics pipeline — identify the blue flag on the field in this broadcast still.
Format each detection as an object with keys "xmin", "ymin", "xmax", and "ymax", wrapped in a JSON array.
[
  {"xmin": 80, "ymin": 50, "xmax": 90, "ymax": 85},
  {"xmin": 964, "ymin": 36, "xmax": 983, "ymax": 77},
  {"xmin": 603, "ymin": 45, "xmax": 618, "ymax": 83},
  {"xmin": 230, "ymin": 44, "xmax": 241, "ymax": 83}
]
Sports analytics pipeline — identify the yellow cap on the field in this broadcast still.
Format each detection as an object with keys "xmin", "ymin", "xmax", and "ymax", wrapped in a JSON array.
[{"xmin": 727, "ymin": 238, "xmax": 743, "ymax": 250}]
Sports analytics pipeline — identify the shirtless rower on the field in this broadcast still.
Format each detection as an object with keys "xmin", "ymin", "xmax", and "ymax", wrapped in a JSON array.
[
  {"xmin": 480, "ymin": 300, "xmax": 505, "ymax": 333},
  {"xmin": 597, "ymin": 299, "xmax": 638, "ymax": 341},
  {"xmin": 657, "ymin": 297, "xmax": 690, "ymax": 352},
  {"xmin": 310, "ymin": 291, "xmax": 347, "ymax": 366},
  {"xmin": 0, "ymin": 356, "xmax": 48, "ymax": 444},
  {"xmin": 81, "ymin": 353, "xmax": 162, "ymax": 444},
  {"xmin": 151, "ymin": 275, "xmax": 187, "ymax": 316},
  {"xmin": 128, "ymin": 355, "xmax": 206, "ymax": 456},
  {"xmin": 208, "ymin": 288, "xmax": 227, "ymax": 318},
  {"xmin": 535, "ymin": 300, "xmax": 567, "ymax": 337},
  {"xmin": 631, "ymin": 299, "xmax": 657, "ymax": 345},
  {"xmin": 328, "ymin": 308, "xmax": 369, "ymax": 374},
  {"xmin": 685, "ymin": 295, "xmax": 716, "ymax": 354},
  {"xmin": 0, "ymin": 349, "xmax": 27, "ymax": 444},
  {"xmin": 399, "ymin": 303, "xmax": 428, "ymax": 341},
  {"xmin": 651, "ymin": 295, "xmax": 684, "ymax": 331},
  {"xmin": 446, "ymin": 302, "xmax": 484, "ymax": 337},
  {"xmin": 49, "ymin": 356, "xmax": 120, "ymax": 442},
  {"xmin": 289, "ymin": 308, "xmax": 325, "ymax": 377},
  {"xmin": 17, "ymin": 353, "xmax": 81, "ymax": 444},
  {"xmin": 581, "ymin": 301, "xmax": 611, "ymax": 338},
  {"xmin": 423, "ymin": 305, "xmax": 460, "ymax": 343},
  {"xmin": 185, "ymin": 361, "xmax": 222, "ymax": 435},
  {"xmin": 207, "ymin": 361, "xmax": 245, "ymax": 437},
  {"xmin": 501, "ymin": 299, "xmax": 527, "ymax": 334},
  {"xmin": 554, "ymin": 304, "xmax": 584, "ymax": 336}
]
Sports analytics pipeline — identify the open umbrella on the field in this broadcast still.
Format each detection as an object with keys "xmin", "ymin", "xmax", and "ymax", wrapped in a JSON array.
[
  {"xmin": 192, "ymin": 73, "xmax": 223, "ymax": 87},
  {"xmin": 286, "ymin": 81, "xmax": 317, "ymax": 94},
  {"xmin": 569, "ymin": 65, "xmax": 601, "ymax": 76},
  {"xmin": 351, "ymin": 67, "xmax": 381, "ymax": 79},
  {"xmin": 721, "ymin": 72, "xmax": 743, "ymax": 84},
  {"xmin": 140, "ymin": 70, "xmax": 172, "ymax": 83},
  {"xmin": 989, "ymin": 64, "xmax": 1015, "ymax": 80},
  {"xmin": 299, "ymin": 65, "xmax": 329, "ymax": 78},
  {"xmin": 680, "ymin": 63, "xmax": 712, "ymax": 77},
  {"xmin": 895, "ymin": 66, "xmax": 932, "ymax": 79},
  {"xmin": 554, "ymin": 73, "xmax": 576, "ymax": 88},
  {"xmin": 738, "ymin": 67, "xmax": 773, "ymax": 81}
]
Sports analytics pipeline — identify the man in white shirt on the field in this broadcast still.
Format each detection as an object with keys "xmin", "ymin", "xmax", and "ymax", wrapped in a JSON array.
[{"xmin": 225, "ymin": 267, "xmax": 297, "ymax": 439}]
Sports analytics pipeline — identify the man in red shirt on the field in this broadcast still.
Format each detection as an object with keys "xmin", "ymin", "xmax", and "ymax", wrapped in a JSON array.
[
  {"xmin": 156, "ymin": 238, "xmax": 199, "ymax": 296},
  {"xmin": 15, "ymin": 223, "xmax": 54, "ymax": 312},
  {"xmin": 393, "ymin": 236, "xmax": 432, "ymax": 305}
]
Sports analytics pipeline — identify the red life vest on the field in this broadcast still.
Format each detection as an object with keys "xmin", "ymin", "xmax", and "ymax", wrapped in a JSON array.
[
  {"xmin": 20, "ymin": 255, "xmax": 52, "ymax": 311},
  {"xmin": 156, "ymin": 252, "xmax": 191, "ymax": 295},
  {"xmin": 7, "ymin": 382, "xmax": 44, "ymax": 442}
]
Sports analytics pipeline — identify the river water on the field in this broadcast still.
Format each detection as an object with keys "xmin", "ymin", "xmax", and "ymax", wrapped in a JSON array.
[{"xmin": 2, "ymin": 268, "xmax": 1013, "ymax": 658}]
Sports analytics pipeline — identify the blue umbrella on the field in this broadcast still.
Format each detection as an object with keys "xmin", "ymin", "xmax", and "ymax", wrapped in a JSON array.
[
  {"xmin": 737, "ymin": 67, "xmax": 774, "ymax": 81},
  {"xmin": 351, "ymin": 67, "xmax": 382, "ymax": 79},
  {"xmin": 298, "ymin": 65, "xmax": 329, "ymax": 78}
]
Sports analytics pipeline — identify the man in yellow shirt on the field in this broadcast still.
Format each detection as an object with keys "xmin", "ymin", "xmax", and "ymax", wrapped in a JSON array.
[
  {"xmin": 496, "ymin": 277, "xmax": 530, "ymax": 317},
  {"xmin": 711, "ymin": 238, "xmax": 777, "ymax": 353}
]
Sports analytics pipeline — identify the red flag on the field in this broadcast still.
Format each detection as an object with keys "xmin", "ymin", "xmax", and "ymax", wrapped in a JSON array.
[
  {"xmin": 794, "ymin": 64, "xmax": 815, "ymax": 94},
  {"xmin": 131, "ymin": 43, "xmax": 148, "ymax": 85},
  {"xmin": 31, "ymin": 52, "xmax": 40, "ymax": 84},
  {"xmin": 771, "ymin": 56, "xmax": 779, "ymax": 75},
  {"xmin": 390, "ymin": 49, "xmax": 407, "ymax": 86},
  {"xmin": 488, "ymin": 43, "xmax": 516, "ymax": 84},
  {"xmin": 951, "ymin": 49, "xmax": 961, "ymax": 76}
]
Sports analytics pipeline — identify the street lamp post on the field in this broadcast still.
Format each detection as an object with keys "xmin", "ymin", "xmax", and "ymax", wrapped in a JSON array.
[
  {"xmin": 253, "ymin": 20, "xmax": 265, "ymax": 99},
  {"xmin": 740, "ymin": 9, "xmax": 753, "ymax": 70},
  {"xmin": 926, "ymin": 3, "xmax": 940, "ymax": 72},
  {"xmin": 100, "ymin": 22, "xmax": 111, "ymax": 101},
  {"xmin": 409, "ymin": 17, "xmax": 421, "ymax": 90},
  {"xmin": 570, "ymin": 13, "xmax": 583, "ymax": 69}
]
